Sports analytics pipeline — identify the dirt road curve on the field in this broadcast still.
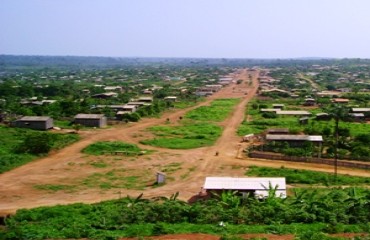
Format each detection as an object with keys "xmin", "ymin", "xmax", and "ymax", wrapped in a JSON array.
[{"xmin": 0, "ymin": 69, "xmax": 369, "ymax": 216}]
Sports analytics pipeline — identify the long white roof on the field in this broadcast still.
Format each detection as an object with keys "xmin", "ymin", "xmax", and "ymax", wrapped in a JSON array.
[
  {"xmin": 203, "ymin": 177, "xmax": 286, "ymax": 190},
  {"xmin": 266, "ymin": 134, "xmax": 323, "ymax": 142}
]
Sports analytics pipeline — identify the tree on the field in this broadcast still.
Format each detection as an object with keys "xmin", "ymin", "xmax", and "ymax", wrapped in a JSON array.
[
  {"xmin": 14, "ymin": 132, "xmax": 53, "ymax": 154},
  {"xmin": 327, "ymin": 104, "xmax": 349, "ymax": 180}
]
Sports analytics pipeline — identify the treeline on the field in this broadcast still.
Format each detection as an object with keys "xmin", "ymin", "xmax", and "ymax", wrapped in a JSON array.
[{"xmin": 2, "ymin": 188, "xmax": 370, "ymax": 239}]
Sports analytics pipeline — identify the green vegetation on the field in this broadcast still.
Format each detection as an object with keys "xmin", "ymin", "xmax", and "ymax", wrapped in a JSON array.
[
  {"xmin": 246, "ymin": 166, "xmax": 370, "ymax": 185},
  {"xmin": 3, "ymin": 186, "xmax": 370, "ymax": 239},
  {"xmin": 0, "ymin": 126, "xmax": 79, "ymax": 173},
  {"xmin": 141, "ymin": 98, "xmax": 238, "ymax": 149},
  {"xmin": 82, "ymin": 169, "xmax": 149, "ymax": 190},
  {"xmin": 140, "ymin": 123, "xmax": 222, "ymax": 149},
  {"xmin": 185, "ymin": 98, "xmax": 240, "ymax": 122},
  {"xmin": 82, "ymin": 141, "xmax": 145, "ymax": 155}
]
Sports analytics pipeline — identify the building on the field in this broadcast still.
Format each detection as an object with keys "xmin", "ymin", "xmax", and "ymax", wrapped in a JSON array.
[
  {"xmin": 272, "ymin": 104, "xmax": 285, "ymax": 110},
  {"xmin": 14, "ymin": 116, "xmax": 54, "ymax": 130},
  {"xmin": 92, "ymin": 92, "xmax": 118, "ymax": 99},
  {"xmin": 164, "ymin": 96, "xmax": 178, "ymax": 101},
  {"xmin": 276, "ymin": 110, "xmax": 311, "ymax": 117},
  {"xmin": 316, "ymin": 113, "xmax": 331, "ymax": 120},
  {"xmin": 266, "ymin": 134, "xmax": 323, "ymax": 147},
  {"xmin": 351, "ymin": 108, "xmax": 370, "ymax": 113},
  {"xmin": 303, "ymin": 98, "xmax": 316, "ymax": 106},
  {"xmin": 74, "ymin": 114, "xmax": 107, "ymax": 128},
  {"xmin": 332, "ymin": 98, "xmax": 349, "ymax": 104},
  {"xmin": 203, "ymin": 177, "xmax": 286, "ymax": 198},
  {"xmin": 138, "ymin": 96, "xmax": 153, "ymax": 103}
]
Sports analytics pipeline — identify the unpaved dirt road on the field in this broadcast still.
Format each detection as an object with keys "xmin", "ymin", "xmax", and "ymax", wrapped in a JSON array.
[{"xmin": 0, "ymin": 69, "xmax": 369, "ymax": 216}]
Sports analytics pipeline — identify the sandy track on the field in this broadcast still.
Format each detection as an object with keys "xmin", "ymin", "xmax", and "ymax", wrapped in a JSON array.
[{"xmin": 0, "ymin": 69, "xmax": 369, "ymax": 216}]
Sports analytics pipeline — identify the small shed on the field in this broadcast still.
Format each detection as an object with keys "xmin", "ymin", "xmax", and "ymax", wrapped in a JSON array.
[
  {"xmin": 14, "ymin": 116, "xmax": 53, "ymax": 130},
  {"xmin": 242, "ymin": 134, "xmax": 254, "ymax": 142},
  {"xmin": 203, "ymin": 177, "xmax": 286, "ymax": 198},
  {"xmin": 74, "ymin": 114, "xmax": 107, "ymax": 128},
  {"xmin": 272, "ymin": 104, "xmax": 285, "ymax": 110},
  {"xmin": 164, "ymin": 96, "xmax": 177, "ymax": 101},
  {"xmin": 332, "ymin": 98, "xmax": 349, "ymax": 104},
  {"xmin": 303, "ymin": 98, "xmax": 316, "ymax": 106},
  {"xmin": 299, "ymin": 117, "xmax": 309, "ymax": 125},
  {"xmin": 138, "ymin": 96, "xmax": 153, "ymax": 103},
  {"xmin": 316, "ymin": 113, "xmax": 331, "ymax": 121}
]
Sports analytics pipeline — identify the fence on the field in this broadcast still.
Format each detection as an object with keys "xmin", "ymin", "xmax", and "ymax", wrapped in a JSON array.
[{"xmin": 248, "ymin": 151, "xmax": 370, "ymax": 170}]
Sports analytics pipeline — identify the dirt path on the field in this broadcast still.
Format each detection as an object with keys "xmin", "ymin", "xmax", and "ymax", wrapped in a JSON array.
[
  {"xmin": 298, "ymin": 73, "xmax": 321, "ymax": 90},
  {"xmin": 0, "ymin": 69, "xmax": 369, "ymax": 216}
]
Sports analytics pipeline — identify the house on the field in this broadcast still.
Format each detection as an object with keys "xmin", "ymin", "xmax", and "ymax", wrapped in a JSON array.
[
  {"xmin": 351, "ymin": 108, "xmax": 370, "ymax": 113},
  {"xmin": 276, "ymin": 110, "xmax": 311, "ymax": 117},
  {"xmin": 103, "ymin": 86, "xmax": 122, "ymax": 92},
  {"xmin": 299, "ymin": 117, "xmax": 309, "ymax": 125},
  {"xmin": 261, "ymin": 88, "xmax": 290, "ymax": 95},
  {"xmin": 349, "ymin": 113, "xmax": 365, "ymax": 122},
  {"xmin": 260, "ymin": 108, "xmax": 279, "ymax": 113},
  {"xmin": 272, "ymin": 104, "xmax": 285, "ymax": 110},
  {"xmin": 74, "ymin": 114, "xmax": 107, "ymax": 128},
  {"xmin": 92, "ymin": 92, "xmax": 118, "ymax": 99},
  {"xmin": 164, "ymin": 96, "xmax": 177, "ymax": 102},
  {"xmin": 117, "ymin": 105, "xmax": 137, "ymax": 113},
  {"xmin": 242, "ymin": 133, "xmax": 255, "ymax": 142},
  {"xmin": 332, "ymin": 98, "xmax": 349, "ymax": 104},
  {"xmin": 316, "ymin": 113, "xmax": 331, "ymax": 120},
  {"xmin": 266, "ymin": 134, "xmax": 323, "ymax": 147},
  {"xmin": 203, "ymin": 177, "xmax": 286, "ymax": 198},
  {"xmin": 303, "ymin": 98, "xmax": 316, "ymax": 106},
  {"xmin": 317, "ymin": 91, "xmax": 342, "ymax": 97},
  {"xmin": 127, "ymin": 101, "xmax": 147, "ymax": 107},
  {"xmin": 138, "ymin": 96, "xmax": 153, "ymax": 103},
  {"xmin": 14, "ymin": 116, "xmax": 53, "ymax": 130}
]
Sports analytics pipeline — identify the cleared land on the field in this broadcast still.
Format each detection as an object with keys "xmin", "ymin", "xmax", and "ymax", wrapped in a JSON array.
[{"xmin": 0, "ymin": 69, "xmax": 369, "ymax": 216}]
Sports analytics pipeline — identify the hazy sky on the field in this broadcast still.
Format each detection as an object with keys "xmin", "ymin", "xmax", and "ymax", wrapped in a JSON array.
[{"xmin": 1, "ymin": 0, "xmax": 370, "ymax": 58}]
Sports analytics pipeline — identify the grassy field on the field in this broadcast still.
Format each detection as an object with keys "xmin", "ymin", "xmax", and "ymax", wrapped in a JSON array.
[
  {"xmin": 140, "ymin": 122, "xmax": 222, "ymax": 149},
  {"xmin": 0, "ymin": 125, "xmax": 80, "ymax": 174},
  {"xmin": 246, "ymin": 166, "xmax": 370, "ymax": 185},
  {"xmin": 185, "ymin": 98, "xmax": 240, "ymax": 122},
  {"xmin": 141, "ymin": 99, "xmax": 238, "ymax": 149}
]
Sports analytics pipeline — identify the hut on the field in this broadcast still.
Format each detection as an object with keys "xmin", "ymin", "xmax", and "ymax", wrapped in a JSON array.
[
  {"xmin": 14, "ymin": 116, "xmax": 54, "ymax": 130},
  {"xmin": 74, "ymin": 114, "xmax": 107, "ymax": 128}
]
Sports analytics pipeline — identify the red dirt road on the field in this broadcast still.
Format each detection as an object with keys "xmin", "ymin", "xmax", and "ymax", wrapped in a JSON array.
[{"xmin": 0, "ymin": 69, "xmax": 369, "ymax": 216}]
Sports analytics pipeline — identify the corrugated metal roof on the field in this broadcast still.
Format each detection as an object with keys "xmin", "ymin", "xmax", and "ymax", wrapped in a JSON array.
[
  {"xmin": 352, "ymin": 108, "xmax": 370, "ymax": 112},
  {"xmin": 18, "ymin": 116, "xmax": 51, "ymax": 121},
  {"xmin": 266, "ymin": 134, "xmax": 323, "ymax": 142},
  {"xmin": 203, "ymin": 177, "xmax": 286, "ymax": 190},
  {"xmin": 277, "ymin": 110, "xmax": 311, "ymax": 115},
  {"xmin": 74, "ymin": 114, "xmax": 105, "ymax": 119}
]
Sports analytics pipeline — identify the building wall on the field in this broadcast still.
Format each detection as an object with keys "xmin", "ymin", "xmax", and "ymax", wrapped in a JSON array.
[
  {"xmin": 15, "ymin": 119, "xmax": 53, "ymax": 130},
  {"xmin": 75, "ymin": 118, "xmax": 103, "ymax": 128}
]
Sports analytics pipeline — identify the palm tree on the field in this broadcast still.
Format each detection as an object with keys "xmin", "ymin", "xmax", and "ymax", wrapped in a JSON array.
[{"xmin": 327, "ymin": 104, "xmax": 349, "ymax": 181}]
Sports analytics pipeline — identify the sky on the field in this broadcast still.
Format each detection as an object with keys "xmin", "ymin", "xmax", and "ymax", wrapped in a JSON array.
[{"xmin": 1, "ymin": 0, "xmax": 370, "ymax": 58}]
